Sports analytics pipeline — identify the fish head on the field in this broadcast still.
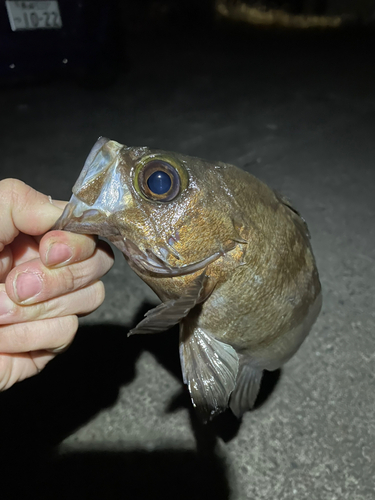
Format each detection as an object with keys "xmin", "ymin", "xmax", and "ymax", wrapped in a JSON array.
[{"xmin": 54, "ymin": 138, "xmax": 244, "ymax": 286}]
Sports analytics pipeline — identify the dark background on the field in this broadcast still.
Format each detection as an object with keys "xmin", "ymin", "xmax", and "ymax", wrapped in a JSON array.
[{"xmin": 1, "ymin": 2, "xmax": 374, "ymax": 499}]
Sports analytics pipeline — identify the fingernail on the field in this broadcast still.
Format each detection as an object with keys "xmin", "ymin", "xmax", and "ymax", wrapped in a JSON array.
[
  {"xmin": 14, "ymin": 272, "xmax": 43, "ymax": 303},
  {"xmin": 0, "ymin": 291, "xmax": 15, "ymax": 316},
  {"xmin": 46, "ymin": 243, "xmax": 73, "ymax": 267}
]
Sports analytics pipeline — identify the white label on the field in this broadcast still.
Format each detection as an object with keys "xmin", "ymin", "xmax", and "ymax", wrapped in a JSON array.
[{"xmin": 6, "ymin": 1, "xmax": 63, "ymax": 31}]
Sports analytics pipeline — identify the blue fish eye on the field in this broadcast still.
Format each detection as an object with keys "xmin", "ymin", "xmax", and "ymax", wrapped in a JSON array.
[
  {"xmin": 139, "ymin": 159, "xmax": 182, "ymax": 202},
  {"xmin": 147, "ymin": 171, "xmax": 172, "ymax": 195}
]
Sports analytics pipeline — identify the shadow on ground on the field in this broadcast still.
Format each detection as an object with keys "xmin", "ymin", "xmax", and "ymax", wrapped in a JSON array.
[
  {"xmin": 0, "ymin": 303, "xmax": 280, "ymax": 499},
  {"xmin": 2, "ymin": 448, "xmax": 229, "ymax": 500}
]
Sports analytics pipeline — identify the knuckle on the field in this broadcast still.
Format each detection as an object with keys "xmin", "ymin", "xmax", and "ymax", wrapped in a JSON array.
[
  {"xmin": 60, "ymin": 315, "xmax": 79, "ymax": 340},
  {"xmin": 1, "ymin": 179, "xmax": 49, "ymax": 217},
  {"xmin": 0, "ymin": 178, "xmax": 25, "ymax": 199},
  {"xmin": 0, "ymin": 180, "xmax": 41, "ymax": 229},
  {"xmin": 69, "ymin": 262, "xmax": 94, "ymax": 289},
  {"xmin": 1, "ymin": 179, "xmax": 28, "ymax": 210},
  {"xmin": 48, "ymin": 316, "xmax": 78, "ymax": 353},
  {"xmin": 59, "ymin": 266, "xmax": 76, "ymax": 292},
  {"xmin": 93, "ymin": 248, "xmax": 114, "ymax": 279},
  {"xmin": 88, "ymin": 281, "xmax": 105, "ymax": 310},
  {"xmin": 95, "ymin": 281, "xmax": 106, "ymax": 305},
  {"xmin": 14, "ymin": 183, "xmax": 38, "ymax": 213},
  {"xmin": 0, "ymin": 180, "xmax": 21, "ymax": 233},
  {"xmin": 53, "ymin": 249, "xmax": 111, "ymax": 296},
  {"xmin": 29, "ymin": 301, "xmax": 48, "ymax": 320},
  {"xmin": 100, "ymin": 245, "xmax": 115, "ymax": 269}
]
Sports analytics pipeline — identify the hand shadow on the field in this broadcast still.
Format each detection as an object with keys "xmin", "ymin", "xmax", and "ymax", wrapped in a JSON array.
[
  {"xmin": 0, "ymin": 301, "xmax": 280, "ymax": 500},
  {"xmin": 0, "ymin": 321, "xmax": 140, "ymax": 450},
  {"xmin": 0, "ymin": 314, "xmax": 231, "ymax": 500},
  {"xmin": 2, "ymin": 448, "xmax": 230, "ymax": 500}
]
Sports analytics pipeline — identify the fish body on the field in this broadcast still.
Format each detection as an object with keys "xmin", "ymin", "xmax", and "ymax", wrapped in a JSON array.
[{"xmin": 54, "ymin": 138, "xmax": 322, "ymax": 420}]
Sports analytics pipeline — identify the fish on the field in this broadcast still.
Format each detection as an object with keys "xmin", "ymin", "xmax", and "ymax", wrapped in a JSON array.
[{"xmin": 53, "ymin": 137, "xmax": 322, "ymax": 421}]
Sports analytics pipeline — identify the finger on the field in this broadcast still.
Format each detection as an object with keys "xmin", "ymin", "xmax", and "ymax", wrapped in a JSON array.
[
  {"xmin": 0, "ymin": 246, "xmax": 13, "ymax": 283},
  {"xmin": 0, "ymin": 314, "xmax": 78, "ymax": 354},
  {"xmin": 5, "ymin": 240, "xmax": 113, "ymax": 305},
  {"xmin": 52, "ymin": 200, "xmax": 67, "ymax": 210},
  {"xmin": 0, "ymin": 179, "xmax": 65, "ymax": 251},
  {"xmin": 0, "ymin": 351, "xmax": 56, "ymax": 391},
  {"xmin": 10, "ymin": 233, "xmax": 40, "ymax": 267},
  {"xmin": 0, "ymin": 281, "xmax": 105, "ymax": 326},
  {"xmin": 39, "ymin": 230, "xmax": 97, "ymax": 268}
]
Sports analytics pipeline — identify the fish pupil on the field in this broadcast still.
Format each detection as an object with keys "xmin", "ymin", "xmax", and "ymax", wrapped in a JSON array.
[{"xmin": 147, "ymin": 171, "xmax": 172, "ymax": 195}]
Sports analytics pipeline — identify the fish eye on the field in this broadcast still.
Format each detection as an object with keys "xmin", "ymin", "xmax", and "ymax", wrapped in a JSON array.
[
  {"xmin": 137, "ymin": 159, "xmax": 182, "ymax": 202},
  {"xmin": 147, "ymin": 170, "xmax": 171, "ymax": 195}
]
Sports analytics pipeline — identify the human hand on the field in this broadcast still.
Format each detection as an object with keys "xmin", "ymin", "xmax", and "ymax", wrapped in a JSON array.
[{"xmin": 0, "ymin": 179, "xmax": 114, "ymax": 390}]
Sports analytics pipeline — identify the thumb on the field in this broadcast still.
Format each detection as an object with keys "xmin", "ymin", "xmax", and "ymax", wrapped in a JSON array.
[{"xmin": 0, "ymin": 179, "xmax": 67, "ymax": 251}]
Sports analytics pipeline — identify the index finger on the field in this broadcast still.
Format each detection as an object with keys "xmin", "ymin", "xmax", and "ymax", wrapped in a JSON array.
[{"xmin": 0, "ymin": 179, "xmax": 66, "ymax": 251}]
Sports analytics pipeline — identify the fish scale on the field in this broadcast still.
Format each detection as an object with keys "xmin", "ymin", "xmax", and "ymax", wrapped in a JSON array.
[{"xmin": 53, "ymin": 137, "xmax": 322, "ymax": 421}]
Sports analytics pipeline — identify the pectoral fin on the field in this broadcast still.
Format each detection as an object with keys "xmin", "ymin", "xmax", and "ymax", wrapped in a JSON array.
[
  {"xmin": 180, "ymin": 323, "xmax": 239, "ymax": 422},
  {"xmin": 229, "ymin": 360, "xmax": 263, "ymax": 418},
  {"xmin": 128, "ymin": 272, "xmax": 207, "ymax": 336}
]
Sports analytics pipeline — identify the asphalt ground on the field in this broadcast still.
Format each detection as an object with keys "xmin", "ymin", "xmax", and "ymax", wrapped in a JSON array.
[{"xmin": 1, "ymin": 24, "xmax": 374, "ymax": 500}]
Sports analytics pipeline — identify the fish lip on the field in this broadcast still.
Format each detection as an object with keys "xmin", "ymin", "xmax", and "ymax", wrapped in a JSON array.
[
  {"xmin": 51, "ymin": 196, "xmax": 103, "ymax": 233},
  {"xmin": 73, "ymin": 136, "xmax": 110, "ymax": 188},
  {"xmin": 118, "ymin": 237, "xmax": 223, "ymax": 278},
  {"xmin": 71, "ymin": 137, "xmax": 123, "ymax": 195}
]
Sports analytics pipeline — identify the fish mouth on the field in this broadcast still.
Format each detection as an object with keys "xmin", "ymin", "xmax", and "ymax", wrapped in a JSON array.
[
  {"xmin": 52, "ymin": 137, "xmax": 128, "ymax": 236},
  {"xmin": 52, "ymin": 194, "xmax": 117, "ymax": 239}
]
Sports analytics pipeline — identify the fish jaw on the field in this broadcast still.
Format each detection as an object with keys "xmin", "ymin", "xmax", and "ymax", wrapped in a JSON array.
[
  {"xmin": 52, "ymin": 137, "xmax": 132, "ymax": 237},
  {"xmin": 52, "ymin": 193, "xmax": 115, "ymax": 236},
  {"xmin": 71, "ymin": 137, "xmax": 125, "ymax": 204}
]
